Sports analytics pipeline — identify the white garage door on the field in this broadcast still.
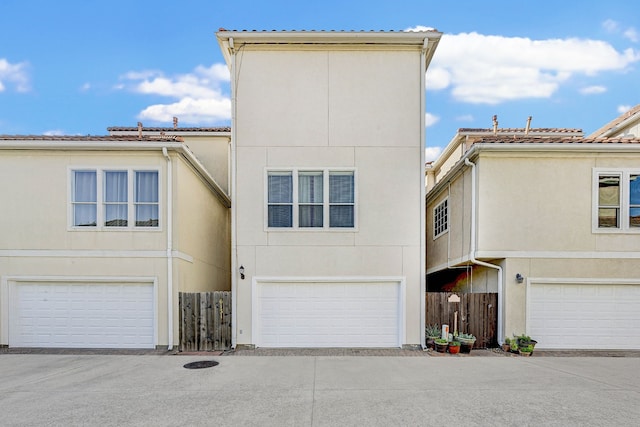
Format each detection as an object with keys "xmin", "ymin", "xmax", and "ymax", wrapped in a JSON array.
[
  {"xmin": 255, "ymin": 280, "xmax": 403, "ymax": 348},
  {"xmin": 10, "ymin": 282, "xmax": 155, "ymax": 349},
  {"xmin": 529, "ymin": 282, "xmax": 640, "ymax": 349}
]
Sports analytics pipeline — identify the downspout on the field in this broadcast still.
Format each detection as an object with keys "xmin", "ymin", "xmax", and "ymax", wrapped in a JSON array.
[
  {"xmin": 419, "ymin": 37, "xmax": 428, "ymax": 350},
  {"xmin": 162, "ymin": 147, "xmax": 174, "ymax": 351},
  {"xmin": 229, "ymin": 37, "xmax": 238, "ymax": 349},
  {"xmin": 464, "ymin": 158, "xmax": 504, "ymax": 344}
]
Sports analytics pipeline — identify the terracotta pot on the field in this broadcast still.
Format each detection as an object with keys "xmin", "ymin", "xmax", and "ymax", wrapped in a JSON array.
[
  {"xmin": 448, "ymin": 345, "xmax": 460, "ymax": 354},
  {"xmin": 435, "ymin": 342, "xmax": 448, "ymax": 353},
  {"xmin": 501, "ymin": 344, "xmax": 510, "ymax": 352}
]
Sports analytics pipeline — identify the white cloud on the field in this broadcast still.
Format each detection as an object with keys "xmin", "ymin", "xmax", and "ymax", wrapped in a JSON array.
[
  {"xmin": 624, "ymin": 27, "xmax": 639, "ymax": 43},
  {"xmin": 425, "ymin": 112, "xmax": 439, "ymax": 127},
  {"xmin": 456, "ymin": 114, "xmax": 474, "ymax": 122},
  {"xmin": 603, "ymin": 19, "xmax": 619, "ymax": 33},
  {"xmin": 617, "ymin": 104, "xmax": 632, "ymax": 114},
  {"xmin": 425, "ymin": 146, "xmax": 442, "ymax": 162},
  {"xmin": 580, "ymin": 85, "xmax": 607, "ymax": 95},
  {"xmin": 0, "ymin": 58, "xmax": 30, "ymax": 92},
  {"xmin": 43, "ymin": 129, "xmax": 65, "ymax": 136},
  {"xmin": 120, "ymin": 64, "xmax": 231, "ymax": 124},
  {"xmin": 427, "ymin": 32, "xmax": 640, "ymax": 104}
]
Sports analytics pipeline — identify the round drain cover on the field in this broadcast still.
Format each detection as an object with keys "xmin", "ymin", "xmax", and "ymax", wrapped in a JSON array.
[{"xmin": 183, "ymin": 360, "xmax": 219, "ymax": 369}]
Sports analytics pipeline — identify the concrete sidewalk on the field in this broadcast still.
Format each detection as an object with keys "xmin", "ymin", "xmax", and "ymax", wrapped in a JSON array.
[{"xmin": 1, "ymin": 354, "xmax": 640, "ymax": 426}]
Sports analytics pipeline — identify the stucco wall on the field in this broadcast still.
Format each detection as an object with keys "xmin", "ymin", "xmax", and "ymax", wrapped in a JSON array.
[{"xmin": 233, "ymin": 45, "xmax": 425, "ymax": 345}]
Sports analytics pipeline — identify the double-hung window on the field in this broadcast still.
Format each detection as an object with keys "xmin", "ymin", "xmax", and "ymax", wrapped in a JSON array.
[
  {"xmin": 267, "ymin": 169, "xmax": 355, "ymax": 229},
  {"xmin": 71, "ymin": 168, "xmax": 159, "ymax": 229},
  {"xmin": 433, "ymin": 198, "xmax": 448, "ymax": 239},
  {"xmin": 594, "ymin": 169, "xmax": 640, "ymax": 232}
]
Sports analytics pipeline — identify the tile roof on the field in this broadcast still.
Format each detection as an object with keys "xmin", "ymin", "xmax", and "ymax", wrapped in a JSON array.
[
  {"xmin": 586, "ymin": 104, "xmax": 640, "ymax": 138},
  {"xmin": 0, "ymin": 135, "xmax": 184, "ymax": 142},
  {"xmin": 458, "ymin": 127, "xmax": 582, "ymax": 134},
  {"xmin": 472, "ymin": 136, "xmax": 640, "ymax": 144},
  {"xmin": 107, "ymin": 126, "xmax": 231, "ymax": 133}
]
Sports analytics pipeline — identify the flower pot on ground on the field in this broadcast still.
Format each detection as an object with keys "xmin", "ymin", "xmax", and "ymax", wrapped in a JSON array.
[
  {"xmin": 502, "ymin": 338, "xmax": 511, "ymax": 352},
  {"xmin": 434, "ymin": 338, "xmax": 448, "ymax": 353},
  {"xmin": 425, "ymin": 324, "xmax": 440, "ymax": 350},
  {"xmin": 516, "ymin": 334, "xmax": 537, "ymax": 354},
  {"xmin": 448, "ymin": 341, "xmax": 461, "ymax": 354},
  {"xmin": 457, "ymin": 333, "xmax": 476, "ymax": 353},
  {"xmin": 519, "ymin": 344, "xmax": 534, "ymax": 356}
]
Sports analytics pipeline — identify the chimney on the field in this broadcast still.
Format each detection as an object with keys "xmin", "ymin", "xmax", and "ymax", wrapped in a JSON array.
[
  {"xmin": 173, "ymin": 117, "xmax": 178, "ymax": 129},
  {"xmin": 137, "ymin": 122, "xmax": 143, "ymax": 140},
  {"xmin": 525, "ymin": 116, "xmax": 532, "ymax": 135},
  {"xmin": 492, "ymin": 115, "xmax": 498, "ymax": 135}
]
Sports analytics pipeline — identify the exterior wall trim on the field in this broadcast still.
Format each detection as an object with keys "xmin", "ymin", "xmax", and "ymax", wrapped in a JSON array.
[{"xmin": 0, "ymin": 249, "xmax": 193, "ymax": 262}]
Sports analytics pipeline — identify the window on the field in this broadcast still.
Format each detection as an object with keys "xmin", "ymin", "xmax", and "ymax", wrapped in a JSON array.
[
  {"xmin": 433, "ymin": 198, "xmax": 448, "ymax": 238},
  {"xmin": 594, "ymin": 169, "xmax": 640, "ymax": 232},
  {"xmin": 71, "ymin": 168, "xmax": 159, "ymax": 229},
  {"xmin": 267, "ymin": 169, "xmax": 355, "ymax": 229}
]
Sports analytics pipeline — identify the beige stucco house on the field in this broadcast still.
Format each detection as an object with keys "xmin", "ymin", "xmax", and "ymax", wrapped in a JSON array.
[
  {"xmin": 426, "ymin": 112, "xmax": 640, "ymax": 349},
  {"xmin": 0, "ymin": 134, "xmax": 230, "ymax": 349},
  {"xmin": 217, "ymin": 29, "xmax": 441, "ymax": 348}
]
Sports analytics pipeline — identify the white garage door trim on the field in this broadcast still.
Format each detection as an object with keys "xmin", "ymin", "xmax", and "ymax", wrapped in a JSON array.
[
  {"xmin": 1, "ymin": 276, "xmax": 158, "ymax": 348},
  {"xmin": 526, "ymin": 278, "xmax": 640, "ymax": 350},
  {"xmin": 252, "ymin": 276, "xmax": 406, "ymax": 348}
]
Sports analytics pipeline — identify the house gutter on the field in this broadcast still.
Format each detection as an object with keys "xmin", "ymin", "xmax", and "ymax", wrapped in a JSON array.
[
  {"xmin": 419, "ymin": 37, "xmax": 428, "ymax": 350},
  {"xmin": 463, "ymin": 158, "xmax": 504, "ymax": 344},
  {"xmin": 162, "ymin": 147, "xmax": 174, "ymax": 351},
  {"xmin": 229, "ymin": 36, "xmax": 238, "ymax": 349}
]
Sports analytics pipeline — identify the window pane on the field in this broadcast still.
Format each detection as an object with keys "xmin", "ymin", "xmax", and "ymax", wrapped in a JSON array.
[
  {"xmin": 74, "ymin": 204, "xmax": 96, "ymax": 226},
  {"xmin": 135, "ymin": 205, "xmax": 159, "ymax": 227},
  {"xmin": 630, "ymin": 175, "xmax": 640, "ymax": 205},
  {"xmin": 330, "ymin": 205, "xmax": 354, "ymax": 227},
  {"xmin": 268, "ymin": 205, "xmax": 292, "ymax": 227},
  {"xmin": 630, "ymin": 208, "xmax": 640, "ymax": 228},
  {"xmin": 136, "ymin": 171, "xmax": 158, "ymax": 203},
  {"xmin": 105, "ymin": 204, "xmax": 128, "ymax": 227},
  {"xmin": 105, "ymin": 171, "xmax": 127, "ymax": 202},
  {"xmin": 299, "ymin": 172, "xmax": 323, "ymax": 203},
  {"xmin": 598, "ymin": 175, "xmax": 620, "ymax": 206},
  {"xmin": 299, "ymin": 205, "xmax": 323, "ymax": 227},
  {"xmin": 598, "ymin": 208, "xmax": 619, "ymax": 228},
  {"xmin": 74, "ymin": 171, "xmax": 96, "ymax": 202},
  {"xmin": 268, "ymin": 173, "xmax": 292, "ymax": 203},
  {"xmin": 330, "ymin": 172, "xmax": 354, "ymax": 203}
]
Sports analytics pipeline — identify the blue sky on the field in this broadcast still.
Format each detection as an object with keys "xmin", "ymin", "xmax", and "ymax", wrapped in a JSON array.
[{"xmin": 1, "ymin": 0, "xmax": 639, "ymax": 160}]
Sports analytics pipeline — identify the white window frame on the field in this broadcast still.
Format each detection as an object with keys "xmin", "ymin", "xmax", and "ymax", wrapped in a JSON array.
[
  {"xmin": 433, "ymin": 197, "xmax": 449, "ymax": 239},
  {"xmin": 68, "ymin": 167, "xmax": 161, "ymax": 231},
  {"xmin": 264, "ymin": 168, "xmax": 357, "ymax": 231},
  {"xmin": 592, "ymin": 168, "xmax": 640, "ymax": 233}
]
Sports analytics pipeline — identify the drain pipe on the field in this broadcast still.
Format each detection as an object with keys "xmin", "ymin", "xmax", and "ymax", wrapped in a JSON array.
[
  {"xmin": 162, "ymin": 147, "xmax": 174, "ymax": 351},
  {"xmin": 464, "ymin": 158, "xmax": 504, "ymax": 344},
  {"xmin": 229, "ymin": 36, "xmax": 238, "ymax": 349}
]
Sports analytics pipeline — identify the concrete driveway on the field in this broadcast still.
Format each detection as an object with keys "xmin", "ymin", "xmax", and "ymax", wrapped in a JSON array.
[{"xmin": 1, "ymin": 353, "xmax": 639, "ymax": 426}]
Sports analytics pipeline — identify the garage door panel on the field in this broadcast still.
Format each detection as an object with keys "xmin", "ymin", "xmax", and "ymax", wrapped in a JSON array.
[
  {"xmin": 529, "ymin": 283, "xmax": 640, "ymax": 349},
  {"xmin": 10, "ymin": 282, "xmax": 155, "ymax": 349},
  {"xmin": 256, "ymin": 280, "xmax": 402, "ymax": 348}
]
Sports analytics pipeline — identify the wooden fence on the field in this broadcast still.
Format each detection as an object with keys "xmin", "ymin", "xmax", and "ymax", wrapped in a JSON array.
[
  {"xmin": 426, "ymin": 292, "xmax": 497, "ymax": 348},
  {"xmin": 179, "ymin": 291, "xmax": 231, "ymax": 351}
]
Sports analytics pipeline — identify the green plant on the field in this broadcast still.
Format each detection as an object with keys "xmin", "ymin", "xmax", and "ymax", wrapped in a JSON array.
[
  {"xmin": 457, "ymin": 333, "xmax": 476, "ymax": 341},
  {"xmin": 449, "ymin": 341, "xmax": 461, "ymax": 347},
  {"xmin": 504, "ymin": 337, "xmax": 511, "ymax": 345},
  {"xmin": 519, "ymin": 344, "xmax": 534, "ymax": 353},
  {"xmin": 425, "ymin": 324, "xmax": 440, "ymax": 338},
  {"xmin": 434, "ymin": 338, "xmax": 448, "ymax": 345}
]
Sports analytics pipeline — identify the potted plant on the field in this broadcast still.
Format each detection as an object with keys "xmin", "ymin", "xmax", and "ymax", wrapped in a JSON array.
[
  {"xmin": 516, "ymin": 334, "xmax": 537, "ymax": 352},
  {"xmin": 434, "ymin": 338, "xmax": 448, "ymax": 353},
  {"xmin": 457, "ymin": 333, "xmax": 476, "ymax": 353},
  {"xmin": 448, "ymin": 341, "xmax": 461, "ymax": 354},
  {"xmin": 519, "ymin": 344, "xmax": 534, "ymax": 356},
  {"xmin": 510, "ymin": 341, "xmax": 518, "ymax": 353},
  {"xmin": 502, "ymin": 337, "xmax": 511, "ymax": 352},
  {"xmin": 425, "ymin": 324, "xmax": 440, "ymax": 349}
]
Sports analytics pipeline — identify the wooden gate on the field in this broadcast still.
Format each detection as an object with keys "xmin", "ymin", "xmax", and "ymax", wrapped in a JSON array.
[
  {"xmin": 179, "ymin": 291, "xmax": 231, "ymax": 351},
  {"xmin": 426, "ymin": 292, "xmax": 497, "ymax": 348}
]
